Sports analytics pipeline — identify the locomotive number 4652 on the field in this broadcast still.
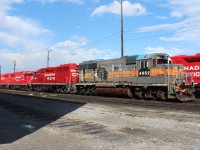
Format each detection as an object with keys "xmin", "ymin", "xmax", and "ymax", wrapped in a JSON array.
[{"xmin": 139, "ymin": 69, "xmax": 150, "ymax": 76}]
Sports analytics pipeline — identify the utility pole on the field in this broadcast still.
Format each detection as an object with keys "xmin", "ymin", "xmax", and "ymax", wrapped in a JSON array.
[
  {"xmin": 47, "ymin": 50, "xmax": 50, "ymax": 67},
  {"xmin": 120, "ymin": 0, "xmax": 124, "ymax": 58},
  {"xmin": 14, "ymin": 60, "xmax": 16, "ymax": 72}
]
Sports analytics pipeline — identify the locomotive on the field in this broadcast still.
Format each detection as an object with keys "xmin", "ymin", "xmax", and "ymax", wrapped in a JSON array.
[
  {"xmin": 0, "ymin": 71, "xmax": 33, "ymax": 90},
  {"xmin": 171, "ymin": 53, "xmax": 200, "ymax": 91},
  {"xmin": 0, "ymin": 64, "xmax": 79, "ymax": 93},
  {"xmin": 0, "ymin": 53, "xmax": 195, "ymax": 102},
  {"xmin": 76, "ymin": 53, "xmax": 195, "ymax": 102},
  {"xmin": 171, "ymin": 53, "xmax": 200, "ymax": 97},
  {"xmin": 30, "ymin": 63, "xmax": 79, "ymax": 93}
]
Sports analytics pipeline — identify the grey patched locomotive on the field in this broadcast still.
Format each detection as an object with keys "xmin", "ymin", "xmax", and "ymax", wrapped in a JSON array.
[{"xmin": 76, "ymin": 53, "xmax": 195, "ymax": 102}]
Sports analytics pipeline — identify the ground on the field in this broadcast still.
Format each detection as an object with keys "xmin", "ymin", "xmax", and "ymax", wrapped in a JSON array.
[{"xmin": 0, "ymin": 93, "xmax": 200, "ymax": 150}]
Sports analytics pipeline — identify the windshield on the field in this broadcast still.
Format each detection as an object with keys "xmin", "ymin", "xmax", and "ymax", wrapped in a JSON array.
[{"xmin": 157, "ymin": 59, "xmax": 168, "ymax": 64}]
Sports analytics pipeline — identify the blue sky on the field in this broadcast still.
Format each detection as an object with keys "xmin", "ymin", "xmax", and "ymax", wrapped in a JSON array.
[{"xmin": 0, "ymin": 0, "xmax": 200, "ymax": 73}]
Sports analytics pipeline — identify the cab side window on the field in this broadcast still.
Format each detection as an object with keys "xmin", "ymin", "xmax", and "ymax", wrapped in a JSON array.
[
  {"xmin": 33, "ymin": 72, "xmax": 37, "ymax": 77},
  {"xmin": 141, "ymin": 61, "xmax": 148, "ymax": 69},
  {"xmin": 153, "ymin": 59, "xmax": 156, "ymax": 67}
]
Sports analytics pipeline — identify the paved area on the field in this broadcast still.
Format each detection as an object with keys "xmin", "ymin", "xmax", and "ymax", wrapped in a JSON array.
[{"xmin": 0, "ymin": 93, "xmax": 200, "ymax": 150}]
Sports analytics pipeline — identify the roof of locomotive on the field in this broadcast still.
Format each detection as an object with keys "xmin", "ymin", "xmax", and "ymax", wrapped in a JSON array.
[
  {"xmin": 80, "ymin": 53, "xmax": 169, "ymax": 64},
  {"xmin": 33, "ymin": 63, "xmax": 78, "ymax": 73},
  {"xmin": 136, "ymin": 53, "xmax": 169, "ymax": 61},
  {"xmin": 136, "ymin": 54, "xmax": 152, "ymax": 60},
  {"xmin": 171, "ymin": 53, "xmax": 200, "ymax": 62},
  {"xmin": 81, "ymin": 57, "xmax": 126, "ymax": 64}
]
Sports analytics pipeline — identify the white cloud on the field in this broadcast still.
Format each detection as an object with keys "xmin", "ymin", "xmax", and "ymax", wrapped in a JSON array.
[
  {"xmin": 0, "ymin": 1, "xmax": 119, "ymax": 73},
  {"xmin": 0, "ymin": 14, "xmax": 49, "ymax": 36},
  {"xmin": 155, "ymin": 15, "xmax": 168, "ymax": 20},
  {"xmin": 145, "ymin": 46, "xmax": 185, "ymax": 56},
  {"xmin": 90, "ymin": 0, "xmax": 99, "ymax": 3},
  {"xmin": 91, "ymin": 0, "xmax": 146, "ymax": 16},
  {"xmin": 53, "ymin": 35, "xmax": 88, "ymax": 48},
  {"xmin": 0, "ymin": 0, "xmax": 51, "ymax": 73},
  {"xmin": 0, "ymin": 49, "xmax": 48, "ymax": 72},
  {"xmin": 0, "ymin": 0, "xmax": 23, "ymax": 4},
  {"xmin": 0, "ymin": 0, "xmax": 24, "ymax": 13},
  {"xmin": 0, "ymin": 32, "xmax": 46, "ymax": 50},
  {"xmin": 49, "ymin": 36, "xmax": 118, "ymax": 64},
  {"xmin": 0, "ymin": 0, "xmax": 49, "ymax": 49},
  {"xmin": 168, "ymin": 0, "xmax": 200, "ymax": 18},
  {"xmin": 37, "ymin": 0, "xmax": 84, "ymax": 5},
  {"xmin": 136, "ymin": 16, "xmax": 200, "ymax": 45},
  {"xmin": 137, "ymin": 16, "xmax": 200, "ymax": 32},
  {"xmin": 0, "ymin": 35, "xmax": 118, "ymax": 73},
  {"xmin": 136, "ymin": 0, "xmax": 200, "ymax": 46}
]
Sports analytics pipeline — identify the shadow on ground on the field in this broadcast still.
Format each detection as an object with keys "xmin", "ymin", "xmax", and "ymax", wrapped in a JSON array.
[{"xmin": 0, "ymin": 92, "xmax": 86, "ymax": 144}]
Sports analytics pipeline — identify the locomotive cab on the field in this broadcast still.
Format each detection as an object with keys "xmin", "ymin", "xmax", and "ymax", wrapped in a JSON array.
[
  {"xmin": 137, "ymin": 54, "xmax": 171, "ymax": 70},
  {"xmin": 136, "ymin": 53, "xmax": 194, "ymax": 101}
]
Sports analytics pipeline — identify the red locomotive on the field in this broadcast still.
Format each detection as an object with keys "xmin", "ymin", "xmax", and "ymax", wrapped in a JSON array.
[
  {"xmin": 0, "ymin": 73, "xmax": 11, "ymax": 89},
  {"xmin": 0, "ymin": 71, "xmax": 33, "ymax": 90},
  {"xmin": 31, "ymin": 63, "xmax": 79, "ymax": 93},
  {"xmin": 171, "ymin": 53, "xmax": 200, "ymax": 94},
  {"xmin": 0, "ymin": 63, "xmax": 79, "ymax": 93}
]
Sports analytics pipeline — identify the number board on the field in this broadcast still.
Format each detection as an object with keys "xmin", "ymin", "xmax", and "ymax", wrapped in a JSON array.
[{"xmin": 138, "ymin": 68, "xmax": 150, "ymax": 76}]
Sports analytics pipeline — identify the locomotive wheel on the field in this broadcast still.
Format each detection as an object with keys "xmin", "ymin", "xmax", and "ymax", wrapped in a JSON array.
[
  {"xmin": 90, "ymin": 87, "xmax": 96, "ymax": 96},
  {"xmin": 157, "ymin": 90, "xmax": 166, "ymax": 101},
  {"xmin": 80, "ymin": 88, "xmax": 85, "ymax": 95},
  {"xmin": 63, "ymin": 88, "xmax": 68, "ymax": 94},
  {"xmin": 135, "ymin": 92, "xmax": 143, "ymax": 99}
]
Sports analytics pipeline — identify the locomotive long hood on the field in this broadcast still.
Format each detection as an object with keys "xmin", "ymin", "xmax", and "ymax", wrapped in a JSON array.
[{"xmin": 183, "ymin": 54, "xmax": 200, "ymax": 62}]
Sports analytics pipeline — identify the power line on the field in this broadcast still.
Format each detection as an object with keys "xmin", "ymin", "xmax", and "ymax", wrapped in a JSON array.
[
  {"xmin": 124, "ymin": 26, "xmax": 200, "ymax": 41},
  {"xmin": 124, "ymin": 18, "xmax": 200, "ymax": 33},
  {"xmin": 79, "ymin": 26, "xmax": 200, "ymax": 50},
  {"xmin": 73, "ymin": 31, "xmax": 120, "ymax": 49},
  {"xmin": 61, "ymin": 31, "xmax": 120, "ymax": 50},
  {"xmin": 67, "ymin": 22, "xmax": 200, "ymax": 51}
]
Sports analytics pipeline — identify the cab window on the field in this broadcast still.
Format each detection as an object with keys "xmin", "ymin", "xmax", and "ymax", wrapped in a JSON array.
[
  {"xmin": 157, "ymin": 59, "xmax": 168, "ymax": 64},
  {"xmin": 140, "ymin": 61, "xmax": 148, "ymax": 69}
]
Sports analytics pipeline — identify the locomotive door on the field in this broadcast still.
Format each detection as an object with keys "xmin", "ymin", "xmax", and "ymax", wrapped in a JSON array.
[{"xmin": 138, "ymin": 60, "xmax": 150, "ymax": 76}]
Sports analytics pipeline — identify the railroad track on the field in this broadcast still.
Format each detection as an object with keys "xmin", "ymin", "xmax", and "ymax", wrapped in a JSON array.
[{"xmin": 0, "ymin": 89, "xmax": 200, "ymax": 113}]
